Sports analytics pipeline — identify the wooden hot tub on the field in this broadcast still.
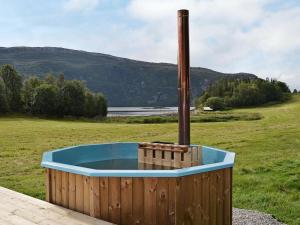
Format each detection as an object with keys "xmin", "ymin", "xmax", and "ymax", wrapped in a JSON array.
[{"xmin": 41, "ymin": 142, "xmax": 235, "ymax": 225}]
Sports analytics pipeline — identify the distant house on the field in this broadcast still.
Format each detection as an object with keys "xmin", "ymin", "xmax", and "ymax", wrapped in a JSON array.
[{"xmin": 203, "ymin": 106, "xmax": 213, "ymax": 111}]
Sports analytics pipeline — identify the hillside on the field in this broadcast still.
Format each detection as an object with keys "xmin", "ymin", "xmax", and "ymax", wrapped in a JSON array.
[{"xmin": 0, "ymin": 47, "xmax": 256, "ymax": 106}]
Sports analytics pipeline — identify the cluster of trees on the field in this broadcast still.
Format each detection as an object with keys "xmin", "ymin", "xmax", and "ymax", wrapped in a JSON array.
[
  {"xmin": 197, "ymin": 77, "xmax": 291, "ymax": 110},
  {"xmin": 0, "ymin": 64, "xmax": 107, "ymax": 118}
]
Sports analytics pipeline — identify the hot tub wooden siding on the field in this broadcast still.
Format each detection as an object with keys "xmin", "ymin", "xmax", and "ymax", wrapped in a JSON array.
[{"xmin": 45, "ymin": 168, "xmax": 232, "ymax": 225}]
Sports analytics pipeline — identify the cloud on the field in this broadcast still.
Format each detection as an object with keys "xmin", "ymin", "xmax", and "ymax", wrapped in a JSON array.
[
  {"xmin": 63, "ymin": 0, "xmax": 100, "ymax": 12},
  {"xmin": 0, "ymin": 0, "xmax": 299, "ymax": 89},
  {"xmin": 123, "ymin": 0, "xmax": 300, "ymax": 89}
]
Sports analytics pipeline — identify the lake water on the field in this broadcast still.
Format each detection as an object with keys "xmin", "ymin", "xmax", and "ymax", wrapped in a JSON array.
[
  {"xmin": 77, "ymin": 159, "xmax": 176, "ymax": 170},
  {"xmin": 107, "ymin": 107, "xmax": 195, "ymax": 117}
]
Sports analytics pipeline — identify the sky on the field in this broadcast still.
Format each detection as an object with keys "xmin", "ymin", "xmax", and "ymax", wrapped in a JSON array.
[{"xmin": 0, "ymin": 0, "xmax": 300, "ymax": 90}]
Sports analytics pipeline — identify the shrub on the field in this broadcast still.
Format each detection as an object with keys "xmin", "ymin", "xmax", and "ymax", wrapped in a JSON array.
[{"xmin": 205, "ymin": 97, "xmax": 225, "ymax": 110}]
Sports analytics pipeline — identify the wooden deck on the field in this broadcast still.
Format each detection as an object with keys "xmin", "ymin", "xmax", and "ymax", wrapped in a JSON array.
[{"xmin": 0, "ymin": 186, "xmax": 114, "ymax": 225}]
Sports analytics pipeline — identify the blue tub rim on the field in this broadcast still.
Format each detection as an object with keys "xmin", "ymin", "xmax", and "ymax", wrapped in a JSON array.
[{"xmin": 41, "ymin": 142, "xmax": 235, "ymax": 177}]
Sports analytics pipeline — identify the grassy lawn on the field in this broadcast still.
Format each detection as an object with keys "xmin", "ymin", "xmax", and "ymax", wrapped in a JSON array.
[{"xmin": 0, "ymin": 95, "xmax": 299, "ymax": 225}]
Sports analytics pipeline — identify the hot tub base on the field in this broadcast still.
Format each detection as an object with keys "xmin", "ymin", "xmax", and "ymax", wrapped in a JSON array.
[{"xmin": 45, "ymin": 168, "xmax": 232, "ymax": 225}]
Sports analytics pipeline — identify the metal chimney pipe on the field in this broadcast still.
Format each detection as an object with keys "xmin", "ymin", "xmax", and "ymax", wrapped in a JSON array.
[{"xmin": 177, "ymin": 9, "xmax": 190, "ymax": 145}]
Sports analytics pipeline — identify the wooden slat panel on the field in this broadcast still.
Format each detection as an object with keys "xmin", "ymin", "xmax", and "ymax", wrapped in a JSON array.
[
  {"xmin": 75, "ymin": 174, "xmax": 84, "ymax": 213},
  {"xmin": 46, "ymin": 168, "xmax": 232, "ymax": 225},
  {"xmin": 108, "ymin": 177, "xmax": 121, "ymax": 224},
  {"xmin": 198, "ymin": 146, "xmax": 202, "ymax": 164},
  {"xmin": 121, "ymin": 178, "xmax": 133, "ymax": 225},
  {"xmin": 209, "ymin": 171, "xmax": 217, "ymax": 225},
  {"xmin": 153, "ymin": 150, "xmax": 162, "ymax": 166},
  {"xmin": 138, "ymin": 148, "xmax": 145, "ymax": 164},
  {"xmin": 181, "ymin": 150, "xmax": 192, "ymax": 168},
  {"xmin": 217, "ymin": 170, "xmax": 224, "ymax": 225},
  {"xmin": 144, "ymin": 178, "xmax": 157, "ymax": 225},
  {"xmin": 202, "ymin": 173, "xmax": 210, "ymax": 225},
  {"xmin": 191, "ymin": 147, "xmax": 198, "ymax": 166},
  {"xmin": 162, "ymin": 151, "xmax": 172, "ymax": 167},
  {"xmin": 168, "ymin": 178, "xmax": 176, "ymax": 225},
  {"xmin": 90, "ymin": 177, "xmax": 100, "ymax": 218},
  {"xmin": 156, "ymin": 178, "xmax": 169, "ymax": 225},
  {"xmin": 175, "ymin": 177, "xmax": 184, "ymax": 225},
  {"xmin": 100, "ymin": 177, "xmax": 109, "ymax": 220},
  {"xmin": 194, "ymin": 173, "xmax": 202, "ymax": 224},
  {"xmin": 132, "ymin": 178, "xmax": 144, "ymax": 225},
  {"xmin": 199, "ymin": 173, "xmax": 204, "ymax": 224},
  {"xmin": 138, "ymin": 143, "xmax": 202, "ymax": 169},
  {"xmin": 223, "ymin": 168, "xmax": 232, "ymax": 225},
  {"xmin": 173, "ymin": 152, "xmax": 182, "ymax": 168},
  {"xmin": 55, "ymin": 170, "xmax": 62, "ymax": 205},
  {"xmin": 184, "ymin": 175, "xmax": 194, "ymax": 225},
  {"xmin": 145, "ymin": 150, "xmax": 153, "ymax": 165},
  {"xmin": 45, "ymin": 169, "xmax": 51, "ymax": 202},
  {"xmin": 50, "ymin": 169, "xmax": 56, "ymax": 204},
  {"xmin": 84, "ymin": 176, "xmax": 90, "ymax": 215},
  {"xmin": 61, "ymin": 172, "xmax": 69, "ymax": 208},
  {"xmin": 68, "ymin": 173, "xmax": 76, "ymax": 210}
]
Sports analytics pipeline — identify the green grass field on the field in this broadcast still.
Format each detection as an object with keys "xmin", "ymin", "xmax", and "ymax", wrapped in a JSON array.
[{"xmin": 0, "ymin": 95, "xmax": 299, "ymax": 224}]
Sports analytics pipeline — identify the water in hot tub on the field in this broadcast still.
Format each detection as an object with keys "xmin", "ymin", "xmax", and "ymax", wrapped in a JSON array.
[{"xmin": 77, "ymin": 159, "xmax": 177, "ymax": 170}]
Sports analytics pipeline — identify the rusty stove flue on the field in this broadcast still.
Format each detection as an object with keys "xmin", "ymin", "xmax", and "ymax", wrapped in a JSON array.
[{"xmin": 177, "ymin": 9, "xmax": 190, "ymax": 145}]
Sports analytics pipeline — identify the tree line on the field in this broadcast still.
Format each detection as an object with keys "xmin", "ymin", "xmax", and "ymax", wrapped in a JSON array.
[
  {"xmin": 196, "ymin": 77, "xmax": 291, "ymax": 110},
  {"xmin": 0, "ymin": 64, "xmax": 107, "ymax": 118}
]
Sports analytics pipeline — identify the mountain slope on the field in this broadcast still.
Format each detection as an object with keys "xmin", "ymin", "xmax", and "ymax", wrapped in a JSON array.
[{"xmin": 0, "ymin": 47, "xmax": 256, "ymax": 106}]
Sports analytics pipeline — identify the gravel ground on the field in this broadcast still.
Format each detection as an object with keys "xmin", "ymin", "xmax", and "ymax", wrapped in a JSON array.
[{"xmin": 233, "ymin": 208, "xmax": 287, "ymax": 225}]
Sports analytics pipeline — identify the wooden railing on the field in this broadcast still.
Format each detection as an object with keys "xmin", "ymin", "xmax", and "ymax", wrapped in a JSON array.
[{"xmin": 138, "ymin": 142, "xmax": 202, "ymax": 168}]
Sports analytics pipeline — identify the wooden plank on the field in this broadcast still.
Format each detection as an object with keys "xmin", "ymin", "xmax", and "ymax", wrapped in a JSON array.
[
  {"xmin": 191, "ymin": 147, "xmax": 199, "ymax": 166},
  {"xmin": 138, "ymin": 143, "xmax": 188, "ymax": 153},
  {"xmin": 181, "ymin": 149, "xmax": 192, "ymax": 168},
  {"xmin": 138, "ymin": 148, "xmax": 145, "ymax": 164},
  {"xmin": 217, "ymin": 170, "xmax": 224, "ymax": 225},
  {"xmin": 184, "ymin": 175, "xmax": 194, "ymax": 225},
  {"xmin": 175, "ymin": 177, "xmax": 184, "ymax": 225},
  {"xmin": 157, "ymin": 178, "xmax": 169, "ymax": 225},
  {"xmin": 75, "ymin": 174, "xmax": 84, "ymax": 213},
  {"xmin": 108, "ymin": 177, "xmax": 121, "ymax": 225},
  {"xmin": 0, "ymin": 186, "xmax": 115, "ymax": 225},
  {"xmin": 153, "ymin": 150, "xmax": 162, "ymax": 166},
  {"xmin": 198, "ymin": 146, "xmax": 203, "ymax": 165},
  {"xmin": 121, "ymin": 178, "xmax": 133, "ymax": 225},
  {"xmin": 100, "ymin": 177, "xmax": 109, "ymax": 220},
  {"xmin": 90, "ymin": 177, "xmax": 100, "ymax": 218},
  {"xmin": 223, "ymin": 168, "xmax": 232, "ymax": 225},
  {"xmin": 162, "ymin": 151, "xmax": 172, "ymax": 167},
  {"xmin": 209, "ymin": 171, "xmax": 217, "ymax": 225},
  {"xmin": 61, "ymin": 172, "xmax": 69, "ymax": 208},
  {"xmin": 84, "ymin": 176, "xmax": 90, "ymax": 215},
  {"xmin": 202, "ymin": 173, "xmax": 210, "ymax": 225},
  {"xmin": 144, "ymin": 178, "xmax": 157, "ymax": 225},
  {"xmin": 145, "ymin": 150, "xmax": 153, "ymax": 165},
  {"xmin": 132, "ymin": 178, "xmax": 144, "ymax": 225},
  {"xmin": 168, "ymin": 178, "xmax": 176, "ymax": 225},
  {"xmin": 45, "ymin": 169, "xmax": 51, "ymax": 202},
  {"xmin": 55, "ymin": 170, "xmax": 62, "ymax": 206},
  {"xmin": 194, "ymin": 173, "xmax": 202, "ymax": 224},
  {"xmin": 0, "ymin": 200, "xmax": 42, "ymax": 225},
  {"xmin": 68, "ymin": 173, "xmax": 76, "ymax": 210},
  {"xmin": 50, "ymin": 169, "xmax": 56, "ymax": 204},
  {"xmin": 173, "ymin": 152, "xmax": 182, "ymax": 168}
]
